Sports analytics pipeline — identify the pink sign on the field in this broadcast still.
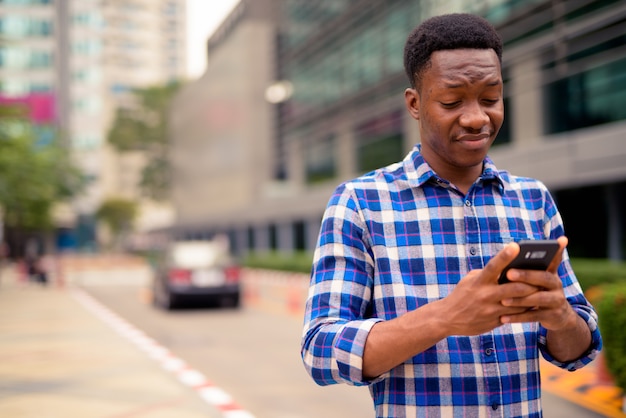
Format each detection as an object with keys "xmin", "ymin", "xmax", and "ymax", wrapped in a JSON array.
[{"xmin": 0, "ymin": 93, "xmax": 56, "ymax": 124}]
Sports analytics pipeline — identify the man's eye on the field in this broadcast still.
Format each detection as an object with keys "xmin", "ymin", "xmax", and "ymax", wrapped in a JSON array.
[{"xmin": 441, "ymin": 101, "xmax": 460, "ymax": 108}]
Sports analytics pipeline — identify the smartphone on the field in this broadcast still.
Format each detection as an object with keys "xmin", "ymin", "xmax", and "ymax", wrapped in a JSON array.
[{"xmin": 498, "ymin": 239, "xmax": 560, "ymax": 284}]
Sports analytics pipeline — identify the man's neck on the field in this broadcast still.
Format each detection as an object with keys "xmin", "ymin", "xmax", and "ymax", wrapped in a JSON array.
[{"xmin": 434, "ymin": 163, "xmax": 484, "ymax": 195}]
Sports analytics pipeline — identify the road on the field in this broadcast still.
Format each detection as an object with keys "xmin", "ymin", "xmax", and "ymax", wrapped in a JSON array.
[
  {"xmin": 83, "ymin": 283, "xmax": 374, "ymax": 417},
  {"xmin": 82, "ymin": 279, "xmax": 608, "ymax": 418}
]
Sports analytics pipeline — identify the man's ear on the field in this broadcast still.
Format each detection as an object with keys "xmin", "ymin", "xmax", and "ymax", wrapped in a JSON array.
[{"xmin": 404, "ymin": 88, "xmax": 420, "ymax": 120}]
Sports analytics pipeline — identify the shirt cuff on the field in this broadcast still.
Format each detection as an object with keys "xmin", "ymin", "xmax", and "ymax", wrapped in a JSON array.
[
  {"xmin": 335, "ymin": 318, "xmax": 386, "ymax": 385},
  {"xmin": 538, "ymin": 308, "xmax": 602, "ymax": 371}
]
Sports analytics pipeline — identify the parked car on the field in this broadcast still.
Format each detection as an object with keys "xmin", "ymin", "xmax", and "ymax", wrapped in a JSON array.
[{"xmin": 151, "ymin": 240, "xmax": 241, "ymax": 309}]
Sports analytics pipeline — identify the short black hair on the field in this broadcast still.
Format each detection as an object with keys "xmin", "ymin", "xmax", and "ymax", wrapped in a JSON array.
[{"xmin": 403, "ymin": 13, "xmax": 503, "ymax": 89}]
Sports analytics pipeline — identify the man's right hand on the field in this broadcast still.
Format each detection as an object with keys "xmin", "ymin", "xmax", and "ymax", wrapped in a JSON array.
[
  {"xmin": 363, "ymin": 242, "xmax": 543, "ymax": 379},
  {"xmin": 437, "ymin": 242, "xmax": 543, "ymax": 336}
]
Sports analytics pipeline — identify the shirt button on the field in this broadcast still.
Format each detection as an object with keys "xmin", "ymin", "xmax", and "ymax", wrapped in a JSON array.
[
  {"xmin": 491, "ymin": 402, "xmax": 499, "ymax": 410},
  {"xmin": 465, "ymin": 200, "xmax": 472, "ymax": 207},
  {"xmin": 469, "ymin": 247, "xmax": 477, "ymax": 255},
  {"xmin": 485, "ymin": 348, "xmax": 493, "ymax": 356}
]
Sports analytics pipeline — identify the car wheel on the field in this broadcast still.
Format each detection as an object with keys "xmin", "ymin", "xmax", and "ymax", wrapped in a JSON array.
[
  {"xmin": 220, "ymin": 293, "xmax": 240, "ymax": 308},
  {"xmin": 154, "ymin": 281, "xmax": 177, "ymax": 310}
]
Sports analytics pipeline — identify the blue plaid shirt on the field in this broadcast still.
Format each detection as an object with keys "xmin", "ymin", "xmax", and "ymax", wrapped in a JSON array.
[{"xmin": 301, "ymin": 146, "xmax": 601, "ymax": 417}]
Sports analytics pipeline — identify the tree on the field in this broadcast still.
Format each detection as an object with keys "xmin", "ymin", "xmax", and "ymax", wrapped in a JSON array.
[
  {"xmin": 0, "ymin": 104, "xmax": 85, "ymax": 232},
  {"xmin": 107, "ymin": 82, "xmax": 181, "ymax": 201},
  {"xmin": 95, "ymin": 198, "xmax": 138, "ymax": 249}
]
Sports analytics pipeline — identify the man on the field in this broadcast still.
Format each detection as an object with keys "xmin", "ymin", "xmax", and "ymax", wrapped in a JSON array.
[{"xmin": 300, "ymin": 13, "xmax": 601, "ymax": 417}]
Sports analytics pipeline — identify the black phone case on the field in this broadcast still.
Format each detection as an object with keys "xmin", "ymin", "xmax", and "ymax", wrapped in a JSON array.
[{"xmin": 498, "ymin": 240, "xmax": 560, "ymax": 284}]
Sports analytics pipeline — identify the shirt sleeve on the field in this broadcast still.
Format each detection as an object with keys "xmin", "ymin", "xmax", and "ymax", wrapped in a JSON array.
[
  {"xmin": 300, "ymin": 183, "xmax": 385, "ymax": 386},
  {"xmin": 537, "ymin": 185, "xmax": 603, "ymax": 369}
]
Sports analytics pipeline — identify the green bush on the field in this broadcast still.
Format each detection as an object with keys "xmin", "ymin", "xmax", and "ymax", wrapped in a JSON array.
[
  {"xmin": 243, "ymin": 251, "xmax": 313, "ymax": 274},
  {"xmin": 239, "ymin": 254, "xmax": 626, "ymax": 285},
  {"xmin": 595, "ymin": 282, "xmax": 626, "ymax": 391},
  {"xmin": 570, "ymin": 258, "xmax": 626, "ymax": 291}
]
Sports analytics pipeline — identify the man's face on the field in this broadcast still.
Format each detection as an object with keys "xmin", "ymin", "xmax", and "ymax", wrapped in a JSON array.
[{"xmin": 405, "ymin": 49, "xmax": 504, "ymax": 180}]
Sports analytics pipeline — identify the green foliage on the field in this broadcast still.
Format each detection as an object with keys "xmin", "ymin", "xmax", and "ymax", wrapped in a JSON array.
[
  {"xmin": 107, "ymin": 82, "xmax": 181, "ymax": 201},
  {"xmin": 574, "ymin": 258, "xmax": 626, "ymax": 391},
  {"xmin": 95, "ymin": 198, "xmax": 138, "ymax": 235},
  {"xmin": 570, "ymin": 258, "xmax": 626, "ymax": 291},
  {"xmin": 0, "ymin": 105, "xmax": 85, "ymax": 230},
  {"xmin": 243, "ymin": 251, "xmax": 314, "ymax": 274},
  {"xmin": 139, "ymin": 155, "xmax": 170, "ymax": 201},
  {"xmin": 239, "ymin": 255, "xmax": 626, "ymax": 286},
  {"xmin": 595, "ymin": 282, "xmax": 626, "ymax": 391}
]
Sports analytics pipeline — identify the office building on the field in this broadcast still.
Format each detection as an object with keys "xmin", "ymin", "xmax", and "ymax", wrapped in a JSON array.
[{"xmin": 171, "ymin": 0, "xmax": 625, "ymax": 260}]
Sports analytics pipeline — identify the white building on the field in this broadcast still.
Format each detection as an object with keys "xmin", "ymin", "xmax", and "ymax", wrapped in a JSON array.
[{"xmin": 0, "ymin": 0, "xmax": 186, "ymax": 250}]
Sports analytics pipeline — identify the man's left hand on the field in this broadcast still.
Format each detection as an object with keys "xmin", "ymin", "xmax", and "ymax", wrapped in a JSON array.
[{"xmin": 498, "ymin": 236, "xmax": 578, "ymax": 331}]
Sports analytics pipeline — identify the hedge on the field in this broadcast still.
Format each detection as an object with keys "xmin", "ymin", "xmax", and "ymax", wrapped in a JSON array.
[
  {"xmin": 569, "ymin": 258, "xmax": 626, "ymax": 291},
  {"xmin": 243, "ymin": 251, "xmax": 314, "ymax": 274},
  {"xmin": 594, "ymin": 282, "xmax": 626, "ymax": 391},
  {"xmin": 241, "ymin": 253, "xmax": 626, "ymax": 289}
]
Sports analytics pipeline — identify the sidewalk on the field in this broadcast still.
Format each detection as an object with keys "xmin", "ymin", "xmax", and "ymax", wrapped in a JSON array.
[
  {"xmin": 1, "ymin": 257, "xmax": 624, "ymax": 417},
  {"xmin": 0, "ymin": 265, "xmax": 223, "ymax": 418}
]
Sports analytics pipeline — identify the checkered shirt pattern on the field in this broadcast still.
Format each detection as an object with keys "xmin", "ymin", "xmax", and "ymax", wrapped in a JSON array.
[{"xmin": 301, "ymin": 146, "xmax": 602, "ymax": 418}]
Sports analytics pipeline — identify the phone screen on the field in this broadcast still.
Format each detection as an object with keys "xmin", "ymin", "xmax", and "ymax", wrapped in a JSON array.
[{"xmin": 498, "ymin": 240, "xmax": 560, "ymax": 284}]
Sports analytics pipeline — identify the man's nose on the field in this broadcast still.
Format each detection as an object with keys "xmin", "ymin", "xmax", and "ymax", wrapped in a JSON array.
[{"xmin": 459, "ymin": 102, "xmax": 490, "ymax": 130}]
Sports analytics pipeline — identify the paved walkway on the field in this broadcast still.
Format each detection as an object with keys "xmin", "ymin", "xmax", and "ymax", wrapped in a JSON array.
[
  {"xmin": 0, "ymin": 264, "xmax": 225, "ymax": 418},
  {"xmin": 0, "ymin": 255, "xmax": 624, "ymax": 417}
]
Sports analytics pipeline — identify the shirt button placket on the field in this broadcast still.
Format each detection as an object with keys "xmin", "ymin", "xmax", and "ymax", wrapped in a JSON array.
[
  {"xmin": 481, "ymin": 337, "xmax": 501, "ymax": 416},
  {"xmin": 463, "ymin": 197, "xmax": 482, "ymax": 269}
]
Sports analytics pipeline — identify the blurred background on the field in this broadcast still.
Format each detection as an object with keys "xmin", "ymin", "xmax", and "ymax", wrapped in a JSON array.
[
  {"xmin": 0, "ymin": 0, "xmax": 624, "ymax": 263},
  {"xmin": 0, "ymin": 0, "xmax": 625, "ymax": 417}
]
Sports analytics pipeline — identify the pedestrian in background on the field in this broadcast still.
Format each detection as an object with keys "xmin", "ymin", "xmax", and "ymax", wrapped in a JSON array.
[{"xmin": 301, "ymin": 13, "xmax": 602, "ymax": 417}]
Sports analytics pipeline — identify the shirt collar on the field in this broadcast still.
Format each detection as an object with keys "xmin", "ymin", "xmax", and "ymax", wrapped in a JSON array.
[{"xmin": 404, "ymin": 144, "xmax": 506, "ymax": 192}]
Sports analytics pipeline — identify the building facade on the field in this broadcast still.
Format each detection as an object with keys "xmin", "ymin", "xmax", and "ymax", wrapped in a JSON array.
[
  {"xmin": 0, "ymin": 0, "xmax": 187, "ymax": 250},
  {"xmin": 171, "ymin": 0, "xmax": 625, "ymax": 260}
]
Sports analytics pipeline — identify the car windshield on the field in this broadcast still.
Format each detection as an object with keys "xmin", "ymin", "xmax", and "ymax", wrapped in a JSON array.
[{"xmin": 168, "ymin": 241, "xmax": 231, "ymax": 268}]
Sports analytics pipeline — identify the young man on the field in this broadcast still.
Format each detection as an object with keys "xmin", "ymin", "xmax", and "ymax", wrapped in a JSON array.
[{"xmin": 300, "ymin": 13, "xmax": 601, "ymax": 417}]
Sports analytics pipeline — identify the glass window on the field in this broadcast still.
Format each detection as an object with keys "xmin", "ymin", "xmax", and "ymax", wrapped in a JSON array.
[
  {"xmin": 0, "ymin": 47, "xmax": 51, "ymax": 69},
  {"xmin": 73, "ymin": 40, "xmax": 101, "ymax": 56},
  {"xmin": 305, "ymin": 134, "xmax": 336, "ymax": 184},
  {"xmin": 72, "ymin": 133, "xmax": 103, "ymax": 150},
  {"xmin": 545, "ymin": 57, "xmax": 626, "ymax": 133},
  {"xmin": 0, "ymin": 80, "xmax": 29, "ymax": 95},
  {"xmin": 0, "ymin": 16, "xmax": 52, "ymax": 37},
  {"xmin": 385, "ymin": 7, "xmax": 411, "ymax": 74},
  {"xmin": 0, "ymin": 47, "xmax": 28, "ymax": 68},
  {"xmin": 30, "ymin": 82, "xmax": 51, "ymax": 92},
  {"xmin": 72, "ymin": 12, "xmax": 102, "ymax": 28},
  {"xmin": 72, "ymin": 69, "xmax": 101, "ymax": 83},
  {"xmin": 73, "ymin": 97, "xmax": 101, "ymax": 113},
  {"xmin": 0, "ymin": 0, "xmax": 52, "ymax": 5},
  {"xmin": 164, "ymin": 2, "xmax": 177, "ymax": 15},
  {"xmin": 355, "ymin": 110, "xmax": 404, "ymax": 173},
  {"xmin": 29, "ymin": 50, "xmax": 52, "ymax": 67}
]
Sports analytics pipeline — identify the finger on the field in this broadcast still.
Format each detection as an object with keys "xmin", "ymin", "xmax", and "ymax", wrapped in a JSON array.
[
  {"xmin": 501, "ymin": 305, "xmax": 548, "ymax": 323},
  {"xmin": 483, "ymin": 242, "xmax": 519, "ymax": 284},
  {"xmin": 505, "ymin": 269, "xmax": 561, "ymax": 291},
  {"xmin": 547, "ymin": 236, "xmax": 568, "ymax": 274}
]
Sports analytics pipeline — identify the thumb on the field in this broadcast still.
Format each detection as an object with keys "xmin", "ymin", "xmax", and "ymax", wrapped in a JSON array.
[
  {"xmin": 547, "ymin": 236, "xmax": 568, "ymax": 274},
  {"xmin": 482, "ymin": 242, "xmax": 520, "ymax": 284}
]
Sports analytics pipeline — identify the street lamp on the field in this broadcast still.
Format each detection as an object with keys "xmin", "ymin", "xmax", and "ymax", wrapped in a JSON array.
[{"xmin": 264, "ymin": 80, "xmax": 293, "ymax": 104}]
